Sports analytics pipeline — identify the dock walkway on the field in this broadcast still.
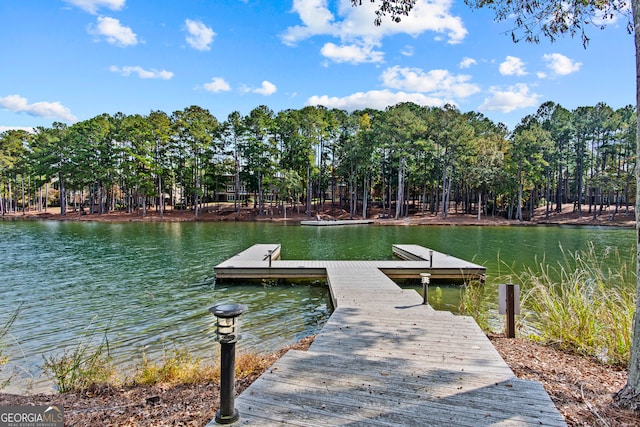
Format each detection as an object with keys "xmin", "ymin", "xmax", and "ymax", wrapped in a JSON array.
[{"xmin": 208, "ymin": 245, "xmax": 565, "ymax": 426}]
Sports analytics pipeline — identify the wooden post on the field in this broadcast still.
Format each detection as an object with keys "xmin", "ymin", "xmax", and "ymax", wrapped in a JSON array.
[
  {"xmin": 506, "ymin": 283, "xmax": 515, "ymax": 338},
  {"xmin": 498, "ymin": 283, "xmax": 519, "ymax": 339}
]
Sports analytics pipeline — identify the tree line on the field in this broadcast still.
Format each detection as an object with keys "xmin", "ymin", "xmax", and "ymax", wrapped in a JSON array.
[{"xmin": 0, "ymin": 101, "xmax": 635, "ymax": 220}]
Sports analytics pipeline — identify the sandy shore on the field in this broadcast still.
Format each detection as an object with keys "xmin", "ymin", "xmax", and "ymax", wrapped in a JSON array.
[{"xmin": 2, "ymin": 203, "xmax": 635, "ymax": 227}]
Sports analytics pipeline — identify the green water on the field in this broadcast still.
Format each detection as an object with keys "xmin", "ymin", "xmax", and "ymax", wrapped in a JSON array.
[{"xmin": 0, "ymin": 220, "xmax": 634, "ymax": 392}]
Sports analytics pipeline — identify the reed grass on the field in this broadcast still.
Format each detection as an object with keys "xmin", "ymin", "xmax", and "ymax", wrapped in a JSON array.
[
  {"xmin": 132, "ymin": 348, "xmax": 217, "ymax": 386},
  {"xmin": 458, "ymin": 279, "xmax": 492, "ymax": 331},
  {"xmin": 131, "ymin": 349, "xmax": 274, "ymax": 387},
  {"xmin": 0, "ymin": 305, "xmax": 21, "ymax": 388},
  {"xmin": 42, "ymin": 326, "xmax": 116, "ymax": 393},
  {"xmin": 42, "ymin": 334, "xmax": 280, "ymax": 391},
  {"xmin": 504, "ymin": 243, "xmax": 635, "ymax": 365}
]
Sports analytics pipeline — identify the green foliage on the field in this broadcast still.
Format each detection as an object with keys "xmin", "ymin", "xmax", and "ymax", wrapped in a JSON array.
[
  {"xmin": 432, "ymin": 286, "xmax": 443, "ymax": 306},
  {"xmin": 508, "ymin": 243, "xmax": 635, "ymax": 365},
  {"xmin": 458, "ymin": 280, "xmax": 492, "ymax": 331},
  {"xmin": 463, "ymin": 0, "xmax": 632, "ymax": 47},
  {"xmin": 2, "ymin": 101, "xmax": 635, "ymax": 221},
  {"xmin": 42, "ymin": 325, "xmax": 115, "ymax": 393}
]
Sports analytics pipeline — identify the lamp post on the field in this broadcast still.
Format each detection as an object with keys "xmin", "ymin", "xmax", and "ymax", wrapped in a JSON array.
[
  {"xmin": 420, "ymin": 273, "xmax": 431, "ymax": 305},
  {"xmin": 209, "ymin": 303, "xmax": 247, "ymax": 425}
]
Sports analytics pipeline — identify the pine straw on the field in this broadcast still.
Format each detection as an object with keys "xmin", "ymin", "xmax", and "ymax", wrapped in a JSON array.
[
  {"xmin": 490, "ymin": 335, "xmax": 639, "ymax": 427},
  {"xmin": 3, "ymin": 335, "xmax": 640, "ymax": 426}
]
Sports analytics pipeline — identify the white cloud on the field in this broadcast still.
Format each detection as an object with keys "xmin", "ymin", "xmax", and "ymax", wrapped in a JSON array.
[
  {"xmin": 89, "ymin": 16, "xmax": 138, "ymax": 47},
  {"xmin": 542, "ymin": 53, "xmax": 582, "ymax": 76},
  {"xmin": 282, "ymin": 0, "xmax": 466, "ymax": 47},
  {"xmin": 401, "ymin": 45, "xmax": 414, "ymax": 57},
  {"xmin": 307, "ymin": 89, "xmax": 448, "ymax": 111},
  {"xmin": 185, "ymin": 19, "xmax": 215, "ymax": 51},
  {"xmin": 499, "ymin": 56, "xmax": 527, "ymax": 76},
  {"xmin": 0, "ymin": 126, "xmax": 35, "ymax": 133},
  {"xmin": 203, "ymin": 77, "xmax": 231, "ymax": 93},
  {"xmin": 64, "ymin": 0, "xmax": 125, "ymax": 14},
  {"xmin": 110, "ymin": 66, "xmax": 173, "ymax": 79},
  {"xmin": 0, "ymin": 94, "xmax": 77, "ymax": 122},
  {"xmin": 459, "ymin": 57, "xmax": 476, "ymax": 69},
  {"xmin": 381, "ymin": 66, "xmax": 480, "ymax": 98},
  {"xmin": 281, "ymin": 0, "xmax": 337, "ymax": 46},
  {"xmin": 320, "ymin": 41, "xmax": 384, "ymax": 64},
  {"xmin": 478, "ymin": 84, "xmax": 541, "ymax": 113},
  {"xmin": 253, "ymin": 81, "xmax": 277, "ymax": 96}
]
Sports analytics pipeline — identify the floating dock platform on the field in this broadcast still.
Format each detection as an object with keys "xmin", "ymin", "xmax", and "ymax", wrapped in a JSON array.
[{"xmin": 214, "ymin": 244, "xmax": 486, "ymax": 281}]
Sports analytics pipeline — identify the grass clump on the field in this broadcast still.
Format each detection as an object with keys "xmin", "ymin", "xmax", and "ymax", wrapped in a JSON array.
[
  {"xmin": 42, "ymin": 325, "xmax": 116, "ymax": 393},
  {"xmin": 458, "ymin": 279, "xmax": 492, "ymax": 331},
  {"xmin": 132, "ymin": 348, "xmax": 217, "ymax": 386},
  {"xmin": 509, "ymin": 243, "xmax": 635, "ymax": 365},
  {"xmin": 131, "ymin": 349, "xmax": 275, "ymax": 387}
]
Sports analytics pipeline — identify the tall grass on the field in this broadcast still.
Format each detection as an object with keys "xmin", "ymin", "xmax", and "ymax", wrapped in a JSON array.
[
  {"xmin": 130, "ymin": 349, "xmax": 275, "ymax": 387},
  {"xmin": 132, "ymin": 348, "xmax": 217, "ymax": 386},
  {"xmin": 42, "ymin": 323, "xmax": 116, "ymax": 392},
  {"xmin": 458, "ymin": 280, "xmax": 493, "ymax": 331},
  {"xmin": 505, "ymin": 243, "xmax": 635, "ymax": 366},
  {"xmin": 0, "ymin": 305, "xmax": 21, "ymax": 389}
]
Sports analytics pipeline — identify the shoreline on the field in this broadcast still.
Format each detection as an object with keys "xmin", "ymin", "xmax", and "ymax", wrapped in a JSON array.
[{"xmin": 1, "ymin": 203, "xmax": 635, "ymax": 228}]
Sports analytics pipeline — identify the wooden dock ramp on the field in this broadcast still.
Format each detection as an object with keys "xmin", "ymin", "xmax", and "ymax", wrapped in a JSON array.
[{"xmin": 208, "ymin": 245, "xmax": 566, "ymax": 426}]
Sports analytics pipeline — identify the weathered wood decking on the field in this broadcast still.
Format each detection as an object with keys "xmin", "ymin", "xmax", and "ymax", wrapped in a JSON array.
[
  {"xmin": 214, "ymin": 244, "xmax": 486, "ymax": 281},
  {"xmin": 208, "ymin": 245, "xmax": 565, "ymax": 426}
]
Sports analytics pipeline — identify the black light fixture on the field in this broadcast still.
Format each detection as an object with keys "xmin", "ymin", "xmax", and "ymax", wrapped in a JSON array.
[
  {"xmin": 209, "ymin": 303, "xmax": 247, "ymax": 424},
  {"xmin": 420, "ymin": 273, "xmax": 431, "ymax": 305}
]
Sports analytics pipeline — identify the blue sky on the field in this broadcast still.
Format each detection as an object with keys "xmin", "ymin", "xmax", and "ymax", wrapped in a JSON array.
[{"xmin": 0, "ymin": 0, "xmax": 635, "ymax": 132}]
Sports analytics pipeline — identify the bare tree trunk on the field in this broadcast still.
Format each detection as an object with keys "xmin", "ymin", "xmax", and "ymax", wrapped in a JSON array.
[
  {"xmin": 21, "ymin": 174, "xmax": 25, "ymax": 214},
  {"xmin": 441, "ymin": 165, "xmax": 448, "ymax": 218},
  {"xmin": 395, "ymin": 158, "xmax": 405, "ymax": 220},
  {"xmin": 362, "ymin": 175, "xmax": 368, "ymax": 219},
  {"xmin": 59, "ymin": 177, "xmax": 66, "ymax": 216},
  {"xmin": 306, "ymin": 165, "xmax": 312, "ymax": 218},
  {"xmin": 516, "ymin": 163, "xmax": 524, "ymax": 221},
  {"xmin": 615, "ymin": 0, "xmax": 640, "ymax": 409},
  {"xmin": 0, "ymin": 181, "xmax": 4, "ymax": 215}
]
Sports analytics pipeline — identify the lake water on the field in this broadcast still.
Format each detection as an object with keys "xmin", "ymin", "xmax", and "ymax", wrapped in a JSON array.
[{"xmin": 0, "ymin": 220, "xmax": 634, "ymax": 392}]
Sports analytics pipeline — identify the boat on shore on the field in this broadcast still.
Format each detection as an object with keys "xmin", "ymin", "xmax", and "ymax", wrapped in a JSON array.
[{"xmin": 300, "ymin": 219, "xmax": 374, "ymax": 226}]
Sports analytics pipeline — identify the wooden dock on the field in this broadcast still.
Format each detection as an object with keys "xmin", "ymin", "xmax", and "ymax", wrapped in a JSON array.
[
  {"xmin": 214, "ymin": 244, "xmax": 486, "ymax": 281},
  {"xmin": 208, "ymin": 245, "xmax": 566, "ymax": 426}
]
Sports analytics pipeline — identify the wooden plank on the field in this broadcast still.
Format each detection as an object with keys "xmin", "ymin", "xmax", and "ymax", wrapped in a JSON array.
[{"xmin": 237, "ymin": 353, "xmax": 562, "ymax": 418}]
